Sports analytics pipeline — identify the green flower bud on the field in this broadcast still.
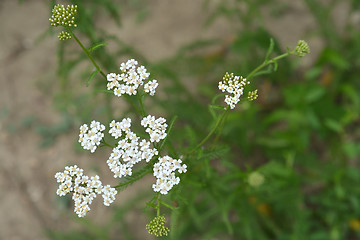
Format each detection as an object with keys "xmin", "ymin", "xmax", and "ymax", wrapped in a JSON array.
[
  {"xmin": 248, "ymin": 89, "xmax": 258, "ymax": 101},
  {"xmin": 222, "ymin": 72, "xmax": 235, "ymax": 84},
  {"xmin": 49, "ymin": 4, "xmax": 78, "ymax": 28},
  {"xmin": 293, "ymin": 40, "xmax": 310, "ymax": 57},
  {"xmin": 146, "ymin": 216, "xmax": 170, "ymax": 237},
  {"xmin": 248, "ymin": 172, "xmax": 264, "ymax": 187},
  {"xmin": 58, "ymin": 31, "xmax": 71, "ymax": 41}
]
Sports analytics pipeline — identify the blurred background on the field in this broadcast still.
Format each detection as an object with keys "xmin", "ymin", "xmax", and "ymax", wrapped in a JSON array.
[{"xmin": 1, "ymin": 0, "xmax": 360, "ymax": 239}]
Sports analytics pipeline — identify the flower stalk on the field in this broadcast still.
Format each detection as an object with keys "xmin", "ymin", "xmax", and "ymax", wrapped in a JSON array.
[{"xmin": 68, "ymin": 29, "xmax": 107, "ymax": 79}]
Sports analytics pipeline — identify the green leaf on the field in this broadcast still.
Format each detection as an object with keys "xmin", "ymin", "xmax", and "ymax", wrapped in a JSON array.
[
  {"xmin": 257, "ymin": 137, "xmax": 290, "ymax": 148},
  {"xmin": 86, "ymin": 69, "xmax": 100, "ymax": 87},
  {"xmin": 208, "ymin": 104, "xmax": 225, "ymax": 120},
  {"xmin": 94, "ymin": 89, "xmax": 113, "ymax": 94},
  {"xmin": 305, "ymin": 86, "xmax": 325, "ymax": 103},
  {"xmin": 273, "ymin": 60, "xmax": 278, "ymax": 71},
  {"xmin": 198, "ymin": 146, "xmax": 230, "ymax": 160},
  {"xmin": 342, "ymin": 142, "xmax": 360, "ymax": 158},
  {"xmin": 113, "ymin": 164, "xmax": 152, "ymax": 191},
  {"xmin": 159, "ymin": 200, "xmax": 177, "ymax": 210},
  {"xmin": 159, "ymin": 115, "xmax": 178, "ymax": 151},
  {"xmin": 319, "ymin": 48, "xmax": 350, "ymax": 70},
  {"xmin": 324, "ymin": 119, "xmax": 343, "ymax": 133},
  {"xmin": 88, "ymin": 42, "xmax": 108, "ymax": 53},
  {"xmin": 265, "ymin": 38, "xmax": 275, "ymax": 61}
]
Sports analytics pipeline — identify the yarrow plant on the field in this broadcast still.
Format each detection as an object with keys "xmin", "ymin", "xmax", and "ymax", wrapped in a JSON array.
[{"xmin": 51, "ymin": 3, "xmax": 309, "ymax": 237}]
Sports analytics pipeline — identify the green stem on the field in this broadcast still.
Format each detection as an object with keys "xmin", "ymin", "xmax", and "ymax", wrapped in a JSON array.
[
  {"xmin": 112, "ymin": 167, "xmax": 152, "ymax": 189},
  {"xmin": 157, "ymin": 194, "xmax": 161, "ymax": 217},
  {"xmin": 68, "ymin": 29, "xmax": 107, "ymax": 79},
  {"xmin": 101, "ymin": 139, "xmax": 114, "ymax": 148},
  {"xmin": 124, "ymin": 95, "xmax": 143, "ymax": 116},
  {"xmin": 211, "ymin": 108, "xmax": 230, "ymax": 148},
  {"xmin": 189, "ymin": 106, "xmax": 229, "ymax": 153},
  {"xmin": 137, "ymin": 91, "xmax": 146, "ymax": 117},
  {"xmin": 246, "ymin": 51, "xmax": 292, "ymax": 81}
]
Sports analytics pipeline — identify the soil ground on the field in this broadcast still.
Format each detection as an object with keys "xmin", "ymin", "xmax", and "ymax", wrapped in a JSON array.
[{"xmin": 0, "ymin": 0, "xmax": 348, "ymax": 239}]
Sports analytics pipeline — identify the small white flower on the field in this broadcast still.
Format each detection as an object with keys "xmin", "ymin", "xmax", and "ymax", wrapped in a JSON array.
[
  {"xmin": 141, "ymin": 115, "xmax": 167, "ymax": 143},
  {"xmin": 107, "ymin": 59, "xmax": 158, "ymax": 97},
  {"xmin": 219, "ymin": 72, "xmax": 249, "ymax": 109},
  {"xmin": 106, "ymin": 117, "xmax": 159, "ymax": 179},
  {"xmin": 152, "ymin": 156, "xmax": 187, "ymax": 195},
  {"xmin": 144, "ymin": 80, "xmax": 158, "ymax": 96},
  {"xmin": 78, "ymin": 121, "xmax": 105, "ymax": 153},
  {"xmin": 55, "ymin": 166, "xmax": 117, "ymax": 217}
]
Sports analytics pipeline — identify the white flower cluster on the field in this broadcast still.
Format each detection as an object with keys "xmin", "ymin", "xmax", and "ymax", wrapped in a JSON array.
[
  {"xmin": 55, "ymin": 165, "xmax": 117, "ymax": 217},
  {"xmin": 152, "ymin": 156, "xmax": 187, "ymax": 195},
  {"xmin": 107, "ymin": 59, "xmax": 158, "ymax": 97},
  {"xmin": 109, "ymin": 118, "xmax": 131, "ymax": 139},
  {"xmin": 107, "ymin": 118, "xmax": 159, "ymax": 178},
  {"xmin": 78, "ymin": 121, "xmax": 105, "ymax": 153},
  {"xmin": 144, "ymin": 80, "xmax": 158, "ymax": 96},
  {"xmin": 141, "ymin": 115, "xmax": 167, "ymax": 143},
  {"xmin": 218, "ymin": 72, "xmax": 249, "ymax": 109}
]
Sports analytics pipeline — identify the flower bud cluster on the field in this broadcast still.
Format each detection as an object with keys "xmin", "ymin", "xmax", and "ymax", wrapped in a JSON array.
[
  {"xmin": 55, "ymin": 165, "xmax": 117, "ymax": 217},
  {"xmin": 219, "ymin": 72, "xmax": 250, "ymax": 109},
  {"xmin": 107, "ymin": 59, "xmax": 158, "ymax": 97},
  {"xmin": 78, "ymin": 121, "xmax": 105, "ymax": 153},
  {"xmin": 152, "ymin": 156, "xmax": 187, "ymax": 195},
  {"xmin": 146, "ymin": 216, "xmax": 170, "ymax": 237},
  {"xmin": 294, "ymin": 40, "xmax": 310, "ymax": 57},
  {"xmin": 248, "ymin": 89, "xmax": 258, "ymax": 101},
  {"xmin": 248, "ymin": 171, "xmax": 265, "ymax": 187},
  {"xmin": 58, "ymin": 31, "xmax": 71, "ymax": 40},
  {"xmin": 49, "ymin": 4, "xmax": 78, "ymax": 28},
  {"xmin": 141, "ymin": 115, "xmax": 167, "ymax": 143},
  {"xmin": 107, "ymin": 118, "xmax": 159, "ymax": 178}
]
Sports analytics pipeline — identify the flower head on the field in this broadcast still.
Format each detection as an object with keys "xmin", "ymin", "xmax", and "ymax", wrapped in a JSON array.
[
  {"xmin": 49, "ymin": 4, "xmax": 78, "ymax": 28},
  {"xmin": 293, "ymin": 40, "xmax": 310, "ymax": 57},
  {"xmin": 248, "ymin": 172, "xmax": 265, "ymax": 187},
  {"xmin": 58, "ymin": 31, "xmax": 71, "ymax": 41},
  {"xmin": 146, "ymin": 216, "xmax": 170, "ymax": 237},
  {"xmin": 107, "ymin": 117, "xmax": 159, "ymax": 179},
  {"xmin": 78, "ymin": 121, "xmax": 105, "ymax": 153},
  {"xmin": 55, "ymin": 165, "xmax": 117, "ymax": 217},
  {"xmin": 141, "ymin": 115, "xmax": 167, "ymax": 143},
  {"xmin": 219, "ymin": 72, "xmax": 249, "ymax": 109},
  {"xmin": 248, "ymin": 89, "xmax": 258, "ymax": 101},
  {"xmin": 107, "ymin": 59, "xmax": 158, "ymax": 97},
  {"xmin": 152, "ymin": 156, "xmax": 187, "ymax": 195}
]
